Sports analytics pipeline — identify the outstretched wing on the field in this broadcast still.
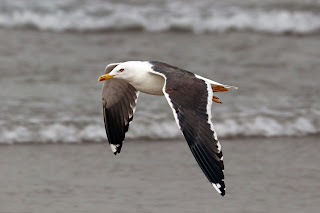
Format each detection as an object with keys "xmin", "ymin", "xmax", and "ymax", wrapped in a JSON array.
[
  {"xmin": 101, "ymin": 64, "xmax": 139, "ymax": 154},
  {"xmin": 161, "ymin": 73, "xmax": 226, "ymax": 196}
]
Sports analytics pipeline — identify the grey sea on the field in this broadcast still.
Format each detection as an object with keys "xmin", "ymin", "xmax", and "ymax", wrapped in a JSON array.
[{"xmin": 1, "ymin": 0, "xmax": 320, "ymax": 212}]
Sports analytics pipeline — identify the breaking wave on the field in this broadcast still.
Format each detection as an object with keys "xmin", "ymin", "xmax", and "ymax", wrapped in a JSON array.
[
  {"xmin": 1, "ymin": 116, "xmax": 319, "ymax": 144},
  {"xmin": 0, "ymin": 1, "xmax": 320, "ymax": 35}
]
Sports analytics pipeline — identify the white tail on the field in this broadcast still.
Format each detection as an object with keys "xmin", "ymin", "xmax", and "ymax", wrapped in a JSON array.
[{"xmin": 194, "ymin": 74, "xmax": 238, "ymax": 90}]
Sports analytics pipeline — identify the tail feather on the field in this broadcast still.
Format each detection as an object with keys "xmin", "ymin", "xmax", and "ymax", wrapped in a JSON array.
[{"xmin": 194, "ymin": 75, "xmax": 238, "ymax": 90}]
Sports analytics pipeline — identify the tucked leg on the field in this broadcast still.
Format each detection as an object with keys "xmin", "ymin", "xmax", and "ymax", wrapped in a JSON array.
[
  {"xmin": 211, "ymin": 84, "xmax": 228, "ymax": 103},
  {"xmin": 212, "ymin": 95, "xmax": 222, "ymax": 104}
]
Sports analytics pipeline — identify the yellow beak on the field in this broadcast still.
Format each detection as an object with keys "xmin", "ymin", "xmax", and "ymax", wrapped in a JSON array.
[{"xmin": 98, "ymin": 74, "xmax": 115, "ymax": 82}]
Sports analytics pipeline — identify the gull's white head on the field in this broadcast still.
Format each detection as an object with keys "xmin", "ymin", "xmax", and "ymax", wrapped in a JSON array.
[{"xmin": 98, "ymin": 61, "xmax": 151, "ymax": 82}]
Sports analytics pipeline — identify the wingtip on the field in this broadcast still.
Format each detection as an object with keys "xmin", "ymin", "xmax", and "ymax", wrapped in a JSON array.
[
  {"xmin": 113, "ymin": 150, "xmax": 121, "ymax": 155},
  {"xmin": 212, "ymin": 183, "xmax": 226, "ymax": 196},
  {"xmin": 110, "ymin": 144, "xmax": 121, "ymax": 155}
]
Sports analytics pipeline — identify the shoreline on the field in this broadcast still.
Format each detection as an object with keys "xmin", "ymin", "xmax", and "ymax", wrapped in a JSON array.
[
  {"xmin": 0, "ymin": 134, "xmax": 319, "ymax": 145},
  {"xmin": 2, "ymin": 26, "xmax": 320, "ymax": 38}
]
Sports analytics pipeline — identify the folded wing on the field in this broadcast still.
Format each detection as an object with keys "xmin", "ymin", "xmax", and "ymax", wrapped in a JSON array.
[{"xmin": 101, "ymin": 65, "xmax": 139, "ymax": 154}]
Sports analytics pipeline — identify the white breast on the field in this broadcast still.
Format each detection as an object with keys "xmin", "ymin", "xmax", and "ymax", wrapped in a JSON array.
[{"xmin": 131, "ymin": 72, "xmax": 165, "ymax": 95}]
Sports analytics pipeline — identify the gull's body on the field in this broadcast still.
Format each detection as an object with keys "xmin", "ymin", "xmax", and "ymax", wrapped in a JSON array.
[{"xmin": 98, "ymin": 61, "xmax": 237, "ymax": 196}]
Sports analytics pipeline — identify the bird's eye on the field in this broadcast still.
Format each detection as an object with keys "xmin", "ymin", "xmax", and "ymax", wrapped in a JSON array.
[{"xmin": 119, "ymin": 69, "xmax": 124, "ymax": 72}]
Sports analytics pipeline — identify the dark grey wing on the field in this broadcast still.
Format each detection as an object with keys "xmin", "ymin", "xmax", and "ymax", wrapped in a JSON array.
[
  {"xmin": 162, "ymin": 74, "xmax": 225, "ymax": 196},
  {"xmin": 101, "ymin": 78, "xmax": 139, "ymax": 154}
]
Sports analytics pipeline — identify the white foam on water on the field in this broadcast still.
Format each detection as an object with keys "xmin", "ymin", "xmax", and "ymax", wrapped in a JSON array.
[
  {"xmin": 0, "ymin": 1, "xmax": 320, "ymax": 35},
  {"xmin": 1, "ymin": 123, "xmax": 106, "ymax": 144},
  {"xmin": 0, "ymin": 115, "xmax": 319, "ymax": 144},
  {"xmin": 215, "ymin": 116, "xmax": 318, "ymax": 138}
]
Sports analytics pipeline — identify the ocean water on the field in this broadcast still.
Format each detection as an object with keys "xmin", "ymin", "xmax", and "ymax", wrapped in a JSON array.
[
  {"xmin": 1, "ymin": 0, "xmax": 320, "ymax": 143},
  {"xmin": 1, "ymin": 0, "xmax": 320, "ymax": 34}
]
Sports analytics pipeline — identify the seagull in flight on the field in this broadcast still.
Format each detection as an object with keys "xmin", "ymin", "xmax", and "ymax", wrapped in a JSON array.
[{"xmin": 98, "ymin": 61, "xmax": 237, "ymax": 196}]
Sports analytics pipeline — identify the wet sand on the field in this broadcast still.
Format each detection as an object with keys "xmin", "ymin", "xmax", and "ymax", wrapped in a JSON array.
[{"xmin": 1, "ymin": 137, "xmax": 319, "ymax": 213}]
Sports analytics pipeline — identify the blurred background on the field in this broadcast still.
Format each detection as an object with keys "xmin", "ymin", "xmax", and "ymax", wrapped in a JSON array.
[
  {"xmin": 1, "ymin": 0, "xmax": 320, "ymax": 143},
  {"xmin": 0, "ymin": 0, "xmax": 319, "ymax": 212}
]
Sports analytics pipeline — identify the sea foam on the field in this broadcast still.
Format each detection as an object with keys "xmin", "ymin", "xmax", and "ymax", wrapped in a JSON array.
[
  {"xmin": 0, "ymin": 1, "xmax": 320, "ymax": 35},
  {"xmin": 0, "ymin": 116, "xmax": 318, "ymax": 144}
]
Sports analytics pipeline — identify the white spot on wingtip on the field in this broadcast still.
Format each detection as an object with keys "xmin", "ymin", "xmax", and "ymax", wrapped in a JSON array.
[
  {"xmin": 212, "ymin": 183, "xmax": 222, "ymax": 194},
  {"xmin": 110, "ymin": 144, "xmax": 120, "ymax": 153}
]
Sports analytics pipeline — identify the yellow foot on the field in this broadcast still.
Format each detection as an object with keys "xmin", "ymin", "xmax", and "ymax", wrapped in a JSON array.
[{"xmin": 212, "ymin": 95, "xmax": 222, "ymax": 104}]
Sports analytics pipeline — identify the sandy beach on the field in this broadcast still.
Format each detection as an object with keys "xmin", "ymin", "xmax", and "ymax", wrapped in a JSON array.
[{"xmin": 1, "ymin": 137, "xmax": 319, "ymax": 213}]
